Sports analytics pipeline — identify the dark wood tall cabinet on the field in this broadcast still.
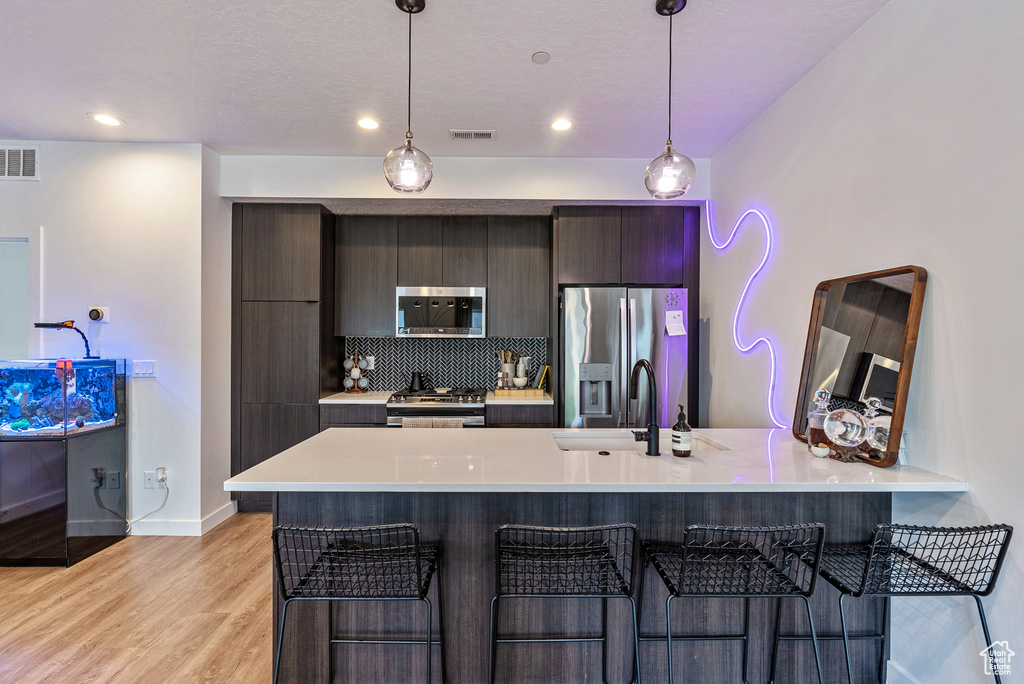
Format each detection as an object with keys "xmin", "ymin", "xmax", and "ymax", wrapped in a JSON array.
[
  {"xmin": 487, "ymin": 216, "xmax": 551, "ymax": 337},
  {"xmin": 336, "ymin": 215, "xmax": 398, "ymax": 337},
  {"xmin": 232, "ymin": 203, "xmax": 337, "ymax": 512}
]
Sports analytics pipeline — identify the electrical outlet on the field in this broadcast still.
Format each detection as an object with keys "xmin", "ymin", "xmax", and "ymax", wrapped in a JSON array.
[
  {"xmin": 133, "ymin": 361, "xmax": 158, "ymax": 378},
  {"xmin": 107, "ymin": 470, "xmax": 121, "ymax": 490},
  {"xmin": 155, "ymin": 467, "xmax": 167, "ymax": 484},
  {"xmin": 144, "ymin": 470, "xmax": 156, "ymax": 489},
  {"xmin": 365, "ymin": 355, "xmax": 375, "ymax": 370}
]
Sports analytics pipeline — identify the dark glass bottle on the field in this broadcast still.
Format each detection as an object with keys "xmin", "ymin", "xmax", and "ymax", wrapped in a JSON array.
[{"xmin": 671, "ymin": 405, "xmax": 692, "ymax": 457}]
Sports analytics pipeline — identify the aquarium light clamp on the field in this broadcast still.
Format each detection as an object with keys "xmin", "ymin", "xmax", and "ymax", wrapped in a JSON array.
[{"xmin": 34, "ymin": 320, "xmax": 97, "ymax": 359}]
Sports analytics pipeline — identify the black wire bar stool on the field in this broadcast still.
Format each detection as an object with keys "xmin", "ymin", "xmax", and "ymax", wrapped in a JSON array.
[
  {"xmin": 272, "ymin": 523, "xmax": 446, "ymax": 684},
  {"xmin": 782, "ymin": 523, "xmax": 1013, "ymax": 684},
  {"xmin": 638, "ymin": 523, "xmax": 826, "ymax": 684},
  {"xmin": 489, "ymin": 523, "xmax": 641, "ymax": 684}
]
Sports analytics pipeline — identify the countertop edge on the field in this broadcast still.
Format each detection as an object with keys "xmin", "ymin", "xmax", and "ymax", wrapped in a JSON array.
[{"xmin": 225, "ymin": 482, "xmax": 969, "ymax": 494}]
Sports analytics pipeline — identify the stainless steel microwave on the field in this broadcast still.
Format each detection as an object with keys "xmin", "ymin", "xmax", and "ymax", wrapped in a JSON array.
[{"xmin": 396, "ymin": 287, "xmax": 486, "ymax": 338}]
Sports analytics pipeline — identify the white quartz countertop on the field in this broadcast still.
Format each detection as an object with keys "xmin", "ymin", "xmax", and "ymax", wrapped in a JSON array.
[
  {"xmin": 224, "ymin": 428, "xmax": 967, "ymax": 494},
  {"xmin": 484, "ymin": 391, "xmax": 553, "ymax": 405},
  {"xmin": 320, "ymin": 391, "xmax": 391, "ymax": 404}
]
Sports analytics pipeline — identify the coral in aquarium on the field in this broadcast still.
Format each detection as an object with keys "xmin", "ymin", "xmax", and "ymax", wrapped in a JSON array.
[{"xmin": 1, "ymin": 361, "xmax": 119, "ymax": 436}]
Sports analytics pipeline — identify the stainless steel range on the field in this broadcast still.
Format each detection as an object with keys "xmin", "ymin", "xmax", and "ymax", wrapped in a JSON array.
[{"xmin": 386, "ymin": 388, "xmax": 486, "ymax": 427}]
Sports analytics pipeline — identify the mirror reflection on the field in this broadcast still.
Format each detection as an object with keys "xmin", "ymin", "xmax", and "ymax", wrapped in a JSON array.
[{"xmin": 794, "ymin": 267, "xmax": 926, "ymax": 467}]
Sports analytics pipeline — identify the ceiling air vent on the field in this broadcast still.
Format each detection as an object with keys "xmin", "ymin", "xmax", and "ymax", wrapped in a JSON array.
[
  {"xmin": 1, "ymin": 147, "xmax": 39, "ymax": 180},
  {"xmin": 449, "ymin": 129, "xmax": 496, "ymax": 141}
]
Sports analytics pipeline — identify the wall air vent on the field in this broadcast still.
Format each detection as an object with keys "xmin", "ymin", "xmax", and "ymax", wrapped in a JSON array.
[
  {"xmin": 0, "ymin": 147, "xmax": 39, "ymax": 180},
  {"xmin": 449, "ymin": 129, "xmax": 496, "ymax": 141}
]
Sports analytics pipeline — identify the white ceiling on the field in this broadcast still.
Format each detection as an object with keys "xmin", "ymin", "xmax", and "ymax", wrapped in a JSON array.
[{"xmin": 0, "ymin": 0, "xmax": 889, "ymax": 158}]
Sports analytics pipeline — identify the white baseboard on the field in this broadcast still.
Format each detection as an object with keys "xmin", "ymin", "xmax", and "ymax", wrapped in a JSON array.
[
  {"xmin": 129, "ymin": 518, "xmax": 204, "ymax": 536},
  {"xmin": 200, "ymin": 500, "xmax": 237, "ymax": 534},
  {"xmin": 128, "ymin": 500, "xmax": 237, "ymax": 536},
  {"xmin": 887, "ymin": 661, "xmax": 923, "ymax": 684}
]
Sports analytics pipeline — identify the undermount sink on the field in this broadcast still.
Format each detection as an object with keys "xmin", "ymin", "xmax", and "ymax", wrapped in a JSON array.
[{"xmin": 552, "ymin": 430, "xmax": 728, "ymax": 453}]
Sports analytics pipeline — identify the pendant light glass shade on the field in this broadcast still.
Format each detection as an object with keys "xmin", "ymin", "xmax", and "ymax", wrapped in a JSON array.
[
  {"xmin": 384, "ymin": 136, "xmax": 432, "ymax": 193},
  {"xmin": 644, "ymin": 142, "xmax": 695, "ymax": 199}
]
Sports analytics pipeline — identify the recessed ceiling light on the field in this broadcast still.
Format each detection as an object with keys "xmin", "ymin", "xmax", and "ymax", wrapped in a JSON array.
[
  {"xmin": 89, "ymin": 113, "xmax": 125, "ymax": 127},
  {"xmin": 531, "ymin": 52, "xmax": 551, "ymax": 65},
  {"xmin": 357, "ymin": 118, "xmax": 379, "ymax": 130},
  {"xmin": 551, "ymin": 119, "xmax": 572, "ymax": 131}
]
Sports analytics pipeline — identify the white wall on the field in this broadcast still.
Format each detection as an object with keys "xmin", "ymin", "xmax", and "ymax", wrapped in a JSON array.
[
  {"xmin": 200, "ymin": 146, "xmax": 235, "ymax": 531},
  {"xmin": 0, "ymin": 240, "xmax": 29, "ymax": 358},
  {"xmin": 0, "ymin": 142, "xmax": 208, "ymax": 535},
  {"xmin": 221, "ymin": 155, "xmax": 711, "ymax": 201},
  {"xmin": 707, "ymin": 0, "xmax": 1023, "ymax": 681}
]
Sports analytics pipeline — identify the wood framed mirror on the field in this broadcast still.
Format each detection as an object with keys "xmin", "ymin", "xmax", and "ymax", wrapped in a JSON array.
[{"xmin": 793, "ymin": 265, "xmax": 927, "ymax": 467}]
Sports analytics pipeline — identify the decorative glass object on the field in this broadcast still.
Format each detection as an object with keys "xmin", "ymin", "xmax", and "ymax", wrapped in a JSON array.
[
  {"xmin": 824, "ymin": 407, "xmax": 868, "ymax": 448},
  {"xmin": 864, "ymin": 397, "xmax": 892, "ymax": 452},
  {"xmin": 384, "ymin": 137, "xmax": 432, "ymax": 194},
  {"xmin": 806, "ymin": 388, "xmax": 832, "ymax": 454}
]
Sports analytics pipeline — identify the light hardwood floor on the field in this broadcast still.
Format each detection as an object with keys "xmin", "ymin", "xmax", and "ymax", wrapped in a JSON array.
[{"xmin": 0, "ymin": 513, "xmax": 272, "ymax": 684}]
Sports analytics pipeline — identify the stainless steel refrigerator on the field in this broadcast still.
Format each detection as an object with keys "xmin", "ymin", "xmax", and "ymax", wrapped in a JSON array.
[{"xmin": 563, "ymin": 287, "xmax": 688, "ymax": 429}]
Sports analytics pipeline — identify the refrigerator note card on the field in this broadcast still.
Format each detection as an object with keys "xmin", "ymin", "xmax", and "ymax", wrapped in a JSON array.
[{"xmin": 665, "ymin": 310, "xmax": 687, "ymax": 336}]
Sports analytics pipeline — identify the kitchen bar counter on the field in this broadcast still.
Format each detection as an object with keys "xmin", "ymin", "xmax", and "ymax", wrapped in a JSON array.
[
  {"xmin": 224, "ymin": 427, "xmax": 964, "ymax": 494},
  {"xmin": 229, "ymin": 428, "xmax": 965, "ymax": 683}
]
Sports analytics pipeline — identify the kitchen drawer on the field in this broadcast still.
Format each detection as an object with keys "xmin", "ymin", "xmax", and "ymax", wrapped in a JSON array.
[
  {"xmin": 319, "ymin": 404, "xmax": 387, "ymax": 426},
  {"xmin": 486, "ymin": 404, "xmax": 554, "ymax": 427}
]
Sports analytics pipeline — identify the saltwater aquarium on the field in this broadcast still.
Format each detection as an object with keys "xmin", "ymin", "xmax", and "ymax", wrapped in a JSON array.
[{"xmin": 0, "ymin": 359, "xmax": 126, "ymax": 438}]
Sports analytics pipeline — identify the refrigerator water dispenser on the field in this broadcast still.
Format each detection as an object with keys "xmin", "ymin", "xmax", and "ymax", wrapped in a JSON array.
[{"xmin": 579, "ymin": 363, "xmax": 613, "ymax": 417}]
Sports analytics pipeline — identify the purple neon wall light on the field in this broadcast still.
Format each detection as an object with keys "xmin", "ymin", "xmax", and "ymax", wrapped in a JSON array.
[{"xmin": 705, "ymin": 202, "xmax": 787, "ymax": 428}]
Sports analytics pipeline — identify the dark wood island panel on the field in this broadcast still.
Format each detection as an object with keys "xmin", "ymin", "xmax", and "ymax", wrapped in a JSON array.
[{"xmin": 272, "ymin": 491, "xmax": 890, "ymax": 684}]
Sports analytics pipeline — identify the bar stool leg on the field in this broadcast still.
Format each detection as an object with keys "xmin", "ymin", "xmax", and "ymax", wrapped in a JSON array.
[
  {"xmin": 601, "ymin": 597, "xmax": 609, "ymax": 684},
  {"xmin": 488, "ymin": 596, "xmax": 500, "ymax": 684},
  {"xmin": 436, "ymin": 559, "xmax": 447, "ymax": 684},
  {"xmin": 327, "ymin": 600, "xmax": 335, "ymax": 680},
  {"xmin": 665, "ymin": 595, "xmax": 675, "ymax": 684},
  {"xmin": 768, "ymin": 597, "xmax": 782, "ymax": 684},
  {"xmin": 837, "ymin": 594, "xmax": 854, "ymax": 684},
  {"xmin": 974, "ymin": 595, "xmax": 1003, "ymax": 684},
  {"xmin": 876, "ymin": 596, "xmax": 889, "ymax": 684},
  {"xmin": 627, "ymin": 596, "xmax": 642, "ymax": 684},
  {"xmin": 801, "ymin": 596, "xmax": 824, "ymax": 684},
  {"xmin": 424, "ymin": 598, "xmax": 433, "ymax": 684},
  {"xmin": 273, "ymin": 598, "xmax": 293, "ymax": 684},
  {"xmin": 741, "ymin": 597, "xmax": 751, "ymax": 684}
]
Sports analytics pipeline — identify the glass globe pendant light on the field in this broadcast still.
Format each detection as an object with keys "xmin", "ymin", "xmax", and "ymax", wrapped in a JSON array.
[
  {"xmin": 644, "ymin": 0, "xmax": 695, "ymax": 200},
  {"xmin": 384, "ymin": 0, "xmax": 432, "ymax": 194}
]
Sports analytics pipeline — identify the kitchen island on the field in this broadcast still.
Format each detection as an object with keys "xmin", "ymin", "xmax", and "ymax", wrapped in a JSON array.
[{"xmin": 225, "ymin": 428, "xmax": 965, "ymax": 683}]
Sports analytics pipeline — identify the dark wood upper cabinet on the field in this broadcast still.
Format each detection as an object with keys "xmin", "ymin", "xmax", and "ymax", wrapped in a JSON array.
[
  {"xmin": 443, "ymin": 216, "xmax": 488, "ymax": 287},
  {"xmin": 397, "ymin": 217, "xmax": 443, "ymax": 286},
  {"xmin": 556, "ymin": 207, "xmax": 621, "ymax": 284},
  {"xmin": 620, "ymin": 206, "xmax": 686, "ymax": 285},
  {"xmin": 336, "ymin": 215, "xmax": 398, "ymax": 336},
  {"xmin": 487, "ymin": 216, "xmax": 551, "ymax": 337},
  {"xmin": 240, "ymin": 301, "xmax": 320, "ymax": 404},
  {"xmin": 240, "ymin": 204, "xmax": 323, "ymax": 301}
]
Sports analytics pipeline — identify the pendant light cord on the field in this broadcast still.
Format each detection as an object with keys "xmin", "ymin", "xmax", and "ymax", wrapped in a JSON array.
[
  {"xmin": 667, "ymin": 13, "xmax": 673, "ymax": 144},
  {"xmin": 407, "ymin": 10, "xmax": 413, "ymax": 137}
]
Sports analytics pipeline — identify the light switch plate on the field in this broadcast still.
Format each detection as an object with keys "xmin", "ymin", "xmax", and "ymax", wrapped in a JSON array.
[{"xmin": 133, "ymin": 360, "xmax": 157, "ymax": 378}]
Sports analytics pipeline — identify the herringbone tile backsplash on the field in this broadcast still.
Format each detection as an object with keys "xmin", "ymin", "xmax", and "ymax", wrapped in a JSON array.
[{"xmin": 345, "ymin": 337, "xmax": 548, "ymax": 391}]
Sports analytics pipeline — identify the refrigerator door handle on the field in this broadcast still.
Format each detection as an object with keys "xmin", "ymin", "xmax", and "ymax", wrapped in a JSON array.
[
  {"xmin": 629, "ymin": 297, "xmax": 639, "ymax": 428},
  {"xmin": 620, "ymin": 297, "xmax": 628, "ymax": 428}
]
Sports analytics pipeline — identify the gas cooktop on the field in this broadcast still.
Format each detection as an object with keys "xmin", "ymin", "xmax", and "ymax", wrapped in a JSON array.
[{"xmin": 387, "ymin": 387, "xmax": 486, "ymax": 405}]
